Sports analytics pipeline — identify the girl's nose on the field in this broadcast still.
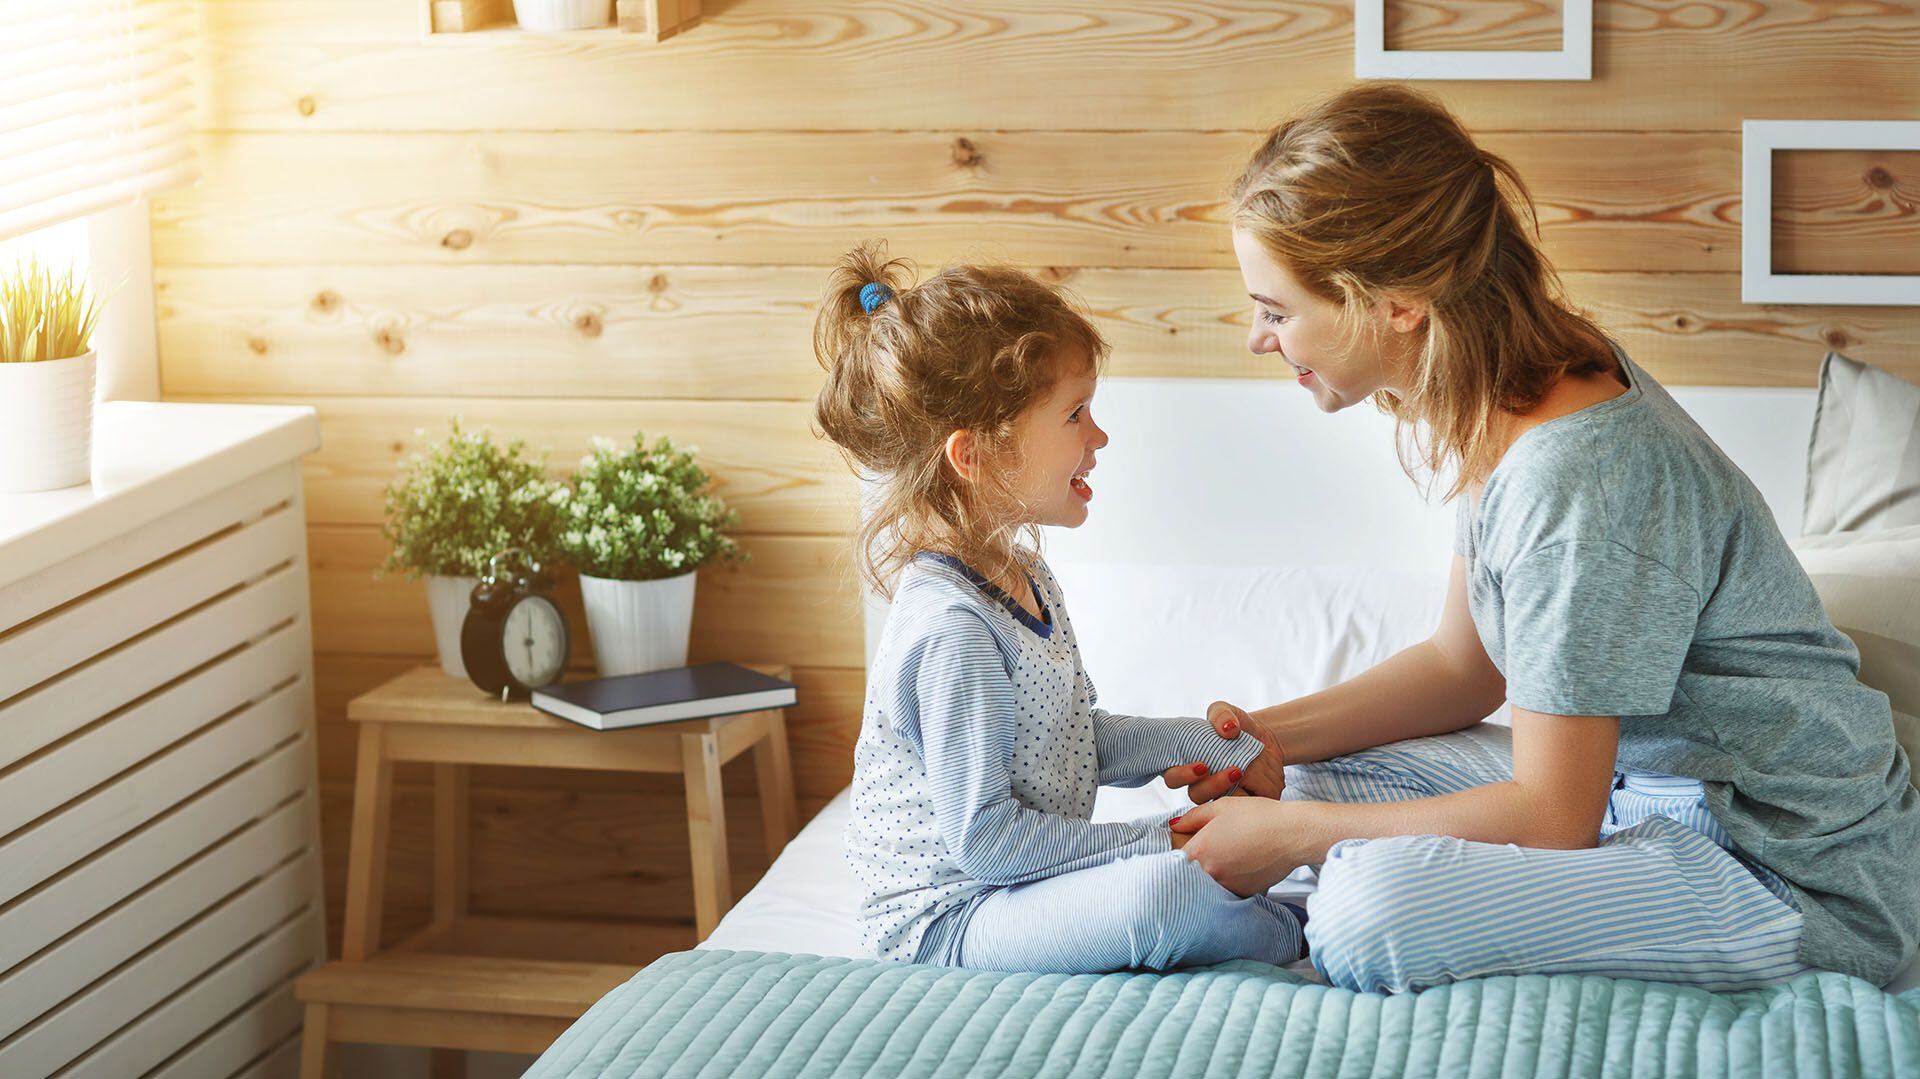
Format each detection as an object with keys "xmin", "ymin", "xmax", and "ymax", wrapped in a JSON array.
[{"xmin": 1091, "ymin": 422, "xmax": 1111, "ymax": 449}]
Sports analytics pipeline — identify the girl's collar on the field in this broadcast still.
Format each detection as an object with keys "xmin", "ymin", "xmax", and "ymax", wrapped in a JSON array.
[{"xmin": 915, "ymin": 551, "xmax": 1053, "ymax": 639}]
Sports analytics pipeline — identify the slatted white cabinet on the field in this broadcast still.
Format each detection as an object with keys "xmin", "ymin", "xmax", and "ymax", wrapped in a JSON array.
[{"xmin": 0, "ymin": 402, "xmax": 326, "ymax": 1079}]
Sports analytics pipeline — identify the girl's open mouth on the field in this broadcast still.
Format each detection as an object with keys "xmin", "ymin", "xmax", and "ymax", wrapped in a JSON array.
[{"xmin": 1070, "ymin": 469, "xmax": 1093, "ymax": 501}]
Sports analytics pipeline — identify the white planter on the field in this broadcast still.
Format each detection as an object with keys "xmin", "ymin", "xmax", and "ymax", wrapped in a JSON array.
[
  {"xmin": 425, "ymin": 574, "xmax": 480, "ymax": 680},
  {"xmin": 0, "ymin": 350, "xmax": 95, "ymax": 493},
  {"xmin": 512, "ymin": 0, "xmax": 612, "ymax": 31},
  {"xmin": 580, "ymin": 570, "xmax": 697, "ymax": 676}
]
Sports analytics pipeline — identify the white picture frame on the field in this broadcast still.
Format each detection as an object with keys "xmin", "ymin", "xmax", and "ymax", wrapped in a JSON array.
[
  {"xmin": 1354, "ymin": 0, "xmax": 1592, "ymax": 80},
  {"xmin": 1742, "ymin": 120, "xmax": 1920, "ymax": 306}
]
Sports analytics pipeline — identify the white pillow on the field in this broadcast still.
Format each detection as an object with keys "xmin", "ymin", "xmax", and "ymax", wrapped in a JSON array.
[
  {"xmin": 1051, "ymin": 562, "xmax": 1447, "ymax": 818},
  {"xmin": 1791, "ymin": 526, "xmax": 1920, "ymax": 791}
]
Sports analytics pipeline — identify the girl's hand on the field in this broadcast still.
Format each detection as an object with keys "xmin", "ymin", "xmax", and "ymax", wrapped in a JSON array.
[
  {"xmin": 1168, "ymin": 797, "xmax": 1302, "ymax": 897},
  {"xmin": 1160, "ymin": 759, "xmax": 1245, "ymax": 804},
  {"xmin": 1207, "ymin": 701, "xmax": 1287, "ymax": 799}
]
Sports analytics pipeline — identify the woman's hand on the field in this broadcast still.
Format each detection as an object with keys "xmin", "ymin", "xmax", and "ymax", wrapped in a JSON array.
[
  {"xmin": 1206, "ymin": 701, "xmax": 1286, "ymax": 799},
  {"xmin": 1169, "ymin": 796, "xmax": 1308, "ymax": 896}
]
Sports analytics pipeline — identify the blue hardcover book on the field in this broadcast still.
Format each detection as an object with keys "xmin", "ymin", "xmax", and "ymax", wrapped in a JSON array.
[{"xmin": 531, "ymin": 662, "xmax": 797, "ymax": 730}]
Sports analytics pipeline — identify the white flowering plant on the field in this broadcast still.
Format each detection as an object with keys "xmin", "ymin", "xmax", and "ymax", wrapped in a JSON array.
[
  {"xmin": 555, "ymin": 433, "xmax": 744, "ymax": 581},
  {"xmin": 379, "ymin": 420, "xmax": 564, "ymax": 579}
]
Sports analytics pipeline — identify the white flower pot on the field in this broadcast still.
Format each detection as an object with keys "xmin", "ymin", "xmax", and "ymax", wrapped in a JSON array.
[
  {"xmin": 425, "ymin": 574, "xmax": 480, "ymax": 680},
  {"xmin": 512, "ymin": 0, "xmax": 611, "ymax": 31},
  {"xmin": 580, "ymin": 570, "xmax": 697, "ymax": 676},
  {"xmin": 0, "ymin": 350, "xmax": 95, "ymax": 493}
]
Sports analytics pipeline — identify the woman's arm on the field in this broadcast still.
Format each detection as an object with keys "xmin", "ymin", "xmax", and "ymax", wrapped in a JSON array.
[
  {"xmin": 1172, "ymin": 707, "xmax": 1620, "ymax": 895},
  {"xmin": 1247, "ymin": 556, "xmax": 1507, "ymax": 764}
]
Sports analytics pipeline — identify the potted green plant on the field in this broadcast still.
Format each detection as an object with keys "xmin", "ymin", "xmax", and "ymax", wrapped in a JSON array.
[
  {"xmin": 0, "ymin": 259, "xmax": 102, "ymax": 493},
  {"xmin": 380, "ymin": 420, "xmax": 564, "ymax": 679},
  {"xmin": 556, "ymin": 433, "xmax": 743, "ymax": 676}
]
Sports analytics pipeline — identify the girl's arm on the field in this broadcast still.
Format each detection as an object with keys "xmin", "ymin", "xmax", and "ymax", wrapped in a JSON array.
[
  {"xmin": 904, "ymin": 615, "xmax": 1170, "ymax": 886},
  {"xmin": 1083, "ymin": 672, "xmax": 1263, "ymax": 787},
  {"xmin": 1246, "ymin": 557, "xmax": 1507, "ymax": 764}
]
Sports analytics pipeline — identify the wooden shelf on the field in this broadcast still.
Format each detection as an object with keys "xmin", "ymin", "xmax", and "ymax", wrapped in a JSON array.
[
  {"xmin": 295, "ymin": 919, "xmax": 662, "ymax": 1059},
  {"xmin": 423, "ymin": 0, "xmax": 699, "ymax": 42}
]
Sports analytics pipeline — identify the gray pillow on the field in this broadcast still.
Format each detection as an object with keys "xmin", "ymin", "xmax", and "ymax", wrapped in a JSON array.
[
  {"xmin": 1803, "ymin": 352, "xmax": 1920, "ymax": 536},
  {"xmin": 1791, "ymin": 526, "xmax": 1920, "ymax": 792}
]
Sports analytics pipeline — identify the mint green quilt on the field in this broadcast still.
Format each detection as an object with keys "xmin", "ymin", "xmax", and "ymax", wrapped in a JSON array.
[{"xmin": 526, "ymin": 949, "xmax": 1920, "ymax": 1077}]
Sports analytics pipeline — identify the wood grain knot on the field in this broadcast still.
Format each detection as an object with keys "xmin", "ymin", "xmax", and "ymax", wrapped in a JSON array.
[
  {"xmin": 575, "ymin": 311, "xmax": 604, "ymax": 337},
  {"xmin": 374, "ymin": 328, "xmax": 406, "ymax": 355},
  {"xmin": 951, "ymin": 137, "xmax": 983, "ymax": 168},
  {"xmin": 441, "ymin": 228, "xmax": 474, "ymax": 251},
  {"xmin": 1038, "ymin": 266, "xmax": 1074, "ymax": 284},
  {"xmin": 296, "ymin": 95, "xmax": 316, "ymax": 117},
  {"xmin": 1866, "ymin": 166, "xmax": 1896, "ymax": 191},
  {"xmin": 648, "ymin": 273, "xmax": 669, "ymax": 294},
  {"xmin": 1823, "ymin": 328, "xmax": 1851, "ymax": 350},
  {"xmin": 311, "ymin": 290, "xmax": 341, "ymax": 314},
  {"xmin": 247, "ymin": 336, "xmax": 269, "ymax": 355}
]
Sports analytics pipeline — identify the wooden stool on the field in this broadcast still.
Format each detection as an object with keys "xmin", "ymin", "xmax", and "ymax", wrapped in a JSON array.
[{"xmin": 296, "ymin": 664, "xmax": 800, "ymax": 1078}]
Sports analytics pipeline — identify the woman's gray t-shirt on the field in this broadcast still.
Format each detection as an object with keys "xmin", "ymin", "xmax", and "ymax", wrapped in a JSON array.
[{"xmin": 1456, "ymin": 349, "xmax": 1920, "ymax": 984}]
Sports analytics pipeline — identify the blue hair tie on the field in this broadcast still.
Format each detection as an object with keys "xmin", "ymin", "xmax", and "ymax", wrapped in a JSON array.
[{"xmin": 859, "ymin": 281, "xmax": 894, "ymax": 314}]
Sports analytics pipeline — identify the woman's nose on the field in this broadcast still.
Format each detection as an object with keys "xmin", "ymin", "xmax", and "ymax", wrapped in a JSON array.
[{"xmin": 1246, "ymin": 325, "xmax": 1273, "ymax": 355}]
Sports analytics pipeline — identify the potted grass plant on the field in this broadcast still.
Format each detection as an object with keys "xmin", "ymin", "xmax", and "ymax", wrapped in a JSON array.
[
  {"xmin": 380, "ymin": 420, "xmax": 565, "ymax": 679},
  {"xmin": 555, "ymin": 433, "xmax": 743, "ymax": 676},
  {"xmin": 0, "ymin": 259, "xmax": 102, "ymax": 493}
]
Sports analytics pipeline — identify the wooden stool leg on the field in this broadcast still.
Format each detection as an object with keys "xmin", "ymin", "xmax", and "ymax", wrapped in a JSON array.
[
  {"xmin": 752, "ymin": 712, "xmax": 799, "ymax": 857},
  {"xmin": 298, "ymin": 1002, "xmax": 330, "ymax": 1079},
  {"xmin": 433, "ymin": 763, "xmax": 471, "ymax": 931},
  {"xmin": 682, "ymin": 731, "xmax": 730, "ymax": 940},
  {"xmin": 341, "ymin": 723, "xmax": 394, "ymax": 961},
  {"xmin": 430, "ymin": 1047, "xmax": 466, "ymax": 1079}
]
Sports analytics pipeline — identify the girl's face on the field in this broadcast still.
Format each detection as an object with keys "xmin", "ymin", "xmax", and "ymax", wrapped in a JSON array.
[
  {"xmin": 1011, "ymin": 353, "xmax": 1107, "ymax": 529},
  {"xmin": 1231, "ymin": 226, "xmax": 1424, "ymax": 413}
]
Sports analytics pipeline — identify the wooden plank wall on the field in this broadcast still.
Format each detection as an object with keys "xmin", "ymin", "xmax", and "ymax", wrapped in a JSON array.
[{"xmin": 156, "ymin": 0, "xmax": 1920, "ymax": 952}]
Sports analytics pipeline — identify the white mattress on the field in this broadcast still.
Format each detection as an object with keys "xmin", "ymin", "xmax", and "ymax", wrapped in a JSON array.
[
  {"xmin": 701, "ymin": 786, "xmax": 1920, "ymax": 993},
  {"xmin": 702, "ymin": 784, "xmax": 1320, "ymax": 981}
]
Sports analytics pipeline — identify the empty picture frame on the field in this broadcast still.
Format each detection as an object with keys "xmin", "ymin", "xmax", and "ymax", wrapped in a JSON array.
[
  {"xmin": 1742, "ymin": 120, "xmax": 1920, "ymax": 306},
  {"xmin": 1354, "ymin": 0, "xmax": 1592, "ymax": 80}
]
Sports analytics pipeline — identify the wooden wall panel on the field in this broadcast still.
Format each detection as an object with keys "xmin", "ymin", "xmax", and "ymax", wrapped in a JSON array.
[
  {"xmin": 154, "ymin": 131, "xmax": 1744, "ymax": 271},
  {"xmin": 1772, "ymin": 150, "xmax": 1920, "ymax": 276},
  {"xmin": 162, "ymin": 267, "xmax": 1920, "ymax": 393},
  {"xmin": 170, "ymin": 394, "xmax": 856, "ymax": 534},
  {"xmin": 158, "ymin": 0, "xmax": 1920, "ymax": 949},
  {"xmin": 193, "ymin": 0, "xmax": 1920, "ymax": 132}
]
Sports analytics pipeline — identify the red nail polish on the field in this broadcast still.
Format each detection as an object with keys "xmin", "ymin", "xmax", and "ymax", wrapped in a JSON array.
[
  {"xmin": 1224, "ymin": 721, "xmax": 1238, "ymax": 734},
  {"xmin": 1227, "ymin": 768, "xmax": 1243, "ymax": 782},
  {"xmin": 1169, "ymin": 816, "xmax": 1183, "ymax": 826},
  {"xmin": 1193, "ymin": 762, "xmax": 1208, "ymax": 777}
]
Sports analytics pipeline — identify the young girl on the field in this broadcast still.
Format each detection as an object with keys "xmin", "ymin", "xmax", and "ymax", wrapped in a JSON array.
[{"xmin": 814, "ymin": 243, "xmax": 1302, "ymax": 973}]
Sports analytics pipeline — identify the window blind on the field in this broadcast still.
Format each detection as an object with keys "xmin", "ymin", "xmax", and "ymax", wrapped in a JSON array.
[{"xmin": 0, "ymin": 0, "xmax": 195, "ymax": 243}]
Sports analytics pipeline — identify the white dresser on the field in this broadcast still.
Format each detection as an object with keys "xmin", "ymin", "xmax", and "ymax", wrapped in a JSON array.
[{"xmin": 0, "ymin": 402, "xmax": 327, "ymax": 1079}]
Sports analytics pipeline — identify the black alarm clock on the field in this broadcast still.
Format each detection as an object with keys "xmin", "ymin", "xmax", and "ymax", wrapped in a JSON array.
[{"xmin": 460, "ymin": 548, "xmax": 570, "ymax": 701}]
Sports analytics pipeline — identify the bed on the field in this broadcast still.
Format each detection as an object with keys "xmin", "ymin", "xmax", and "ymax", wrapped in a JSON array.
[{"xmin": 526, "ymin": 378, "xmax": 1920, "ymax": 1076}]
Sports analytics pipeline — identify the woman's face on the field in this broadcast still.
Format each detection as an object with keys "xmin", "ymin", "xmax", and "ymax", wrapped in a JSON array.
[{"xmin": 1231, "ymin": 227, "xmax": 1423, "ymax": 414}]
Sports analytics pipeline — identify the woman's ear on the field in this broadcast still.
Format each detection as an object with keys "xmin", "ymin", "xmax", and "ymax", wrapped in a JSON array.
[{"xmin": 943, "ymin": 430, "xmax": 978, "ymax": 483}]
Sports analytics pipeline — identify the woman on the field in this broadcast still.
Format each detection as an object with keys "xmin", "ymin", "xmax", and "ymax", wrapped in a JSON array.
[{"xmin": 1170, "ymin": 84, "xmax": 1920, "ymax": 994}]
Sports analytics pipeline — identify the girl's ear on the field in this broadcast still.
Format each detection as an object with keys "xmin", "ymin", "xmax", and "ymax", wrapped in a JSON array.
[
  {"xmin": 1383, "ymin": 295, "xmax": 1429, "ymax": 335},
  {"xmin": 943, "ymin": 429, "xmax": 978, "ymax": 483}
]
